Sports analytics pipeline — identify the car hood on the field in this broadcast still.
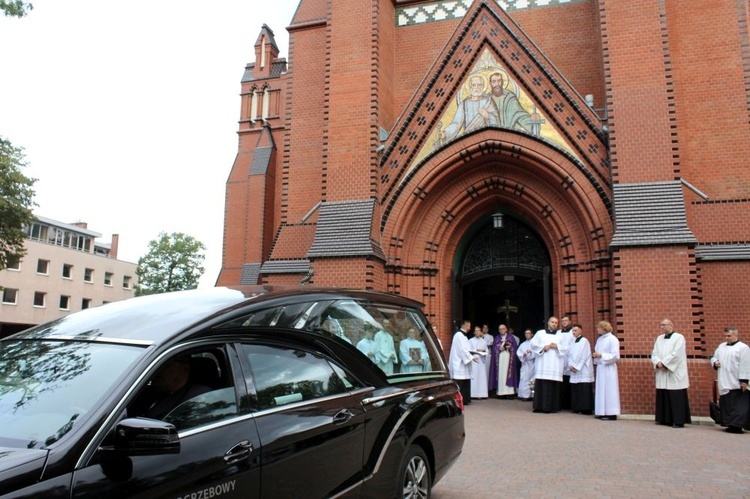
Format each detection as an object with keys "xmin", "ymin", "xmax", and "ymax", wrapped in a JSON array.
[{"xmin": 0, "ymin": 447, "xmax": 47, "ymax": 491}]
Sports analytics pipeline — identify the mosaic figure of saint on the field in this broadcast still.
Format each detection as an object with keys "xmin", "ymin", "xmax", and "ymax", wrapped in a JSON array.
[
  {"xmin": 488, "ymin": 72, "xmax": 535, "ymax": 133},
  {"xmin": 439, "ymin": 75, "xmax": 498, "ymax": 143}
]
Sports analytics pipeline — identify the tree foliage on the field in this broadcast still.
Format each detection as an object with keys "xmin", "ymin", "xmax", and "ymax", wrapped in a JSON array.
[
  {"xmin": 1, "ymin": 1, "xmax": 33, "ymax": 17},
  {"xmin": 0, "ymin": 136, "xmax": 36, "ymax": 271},
  {"xmin": 136, "ymin": 232, "xmax": 206, "ymax": 296}
]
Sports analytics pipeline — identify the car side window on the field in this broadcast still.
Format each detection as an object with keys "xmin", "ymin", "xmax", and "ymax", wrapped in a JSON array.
[
  {"xmin": 317, "ymin": 301, "xmax": 441, "ymax": 379},
  {"xmin": 128, "ymin": 348, "xmax": 238, "ymax": 432},
  {"xmin": 240, "ymin": 344, "xmax": 350, "ymax": 411}
]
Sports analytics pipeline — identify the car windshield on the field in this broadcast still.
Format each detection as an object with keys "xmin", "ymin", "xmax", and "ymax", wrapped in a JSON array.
[{"xmin": 0, "ymin": 340, "xmax": 143, "ymax": 449}]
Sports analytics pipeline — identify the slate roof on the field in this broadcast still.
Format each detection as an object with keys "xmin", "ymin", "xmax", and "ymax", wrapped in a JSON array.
[
  {"xmin": 239, "ymin": 263, "xmax": 261, "ymax": 285},
  {"xmin": 249, "ymin": 147, "xmax": 272, "ymax": 175},
  {"xmin": 610, "ymin": 181, "xmax": 698, "ymax": 248},
  {"xmin": 696, "ymin": 244, "xmax": 750, "ymax": 261},
  {"xmin": 260, "ymin": 259, "xmax": 310, "ymax": 274},
  {"xmin": 241, "ymin": 61, "xmax": 287, "ymax": 83},
  {"xmin": 307, "ymin": 199, "xmax": 386, "ymax": 260}
]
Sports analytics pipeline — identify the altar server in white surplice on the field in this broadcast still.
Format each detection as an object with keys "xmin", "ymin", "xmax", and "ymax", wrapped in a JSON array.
[
  {"xmin": 449, "ymin": 320, "xmax": 478, "ymax": 405},
  {"xmin": 468, "ymin": 326, "xmax": 489, "ymax": 399},
  {"xmin": 593, "ymin": 320, "xmax": 621, "ymax": 420},
  {"xmin": 711, "ymin": 327, "xmax": 750, "ymax": 433},
  {"xmin": 651, "ymin": 318, "xmax": 691, "ymax": 427},
  {"xmin": 357, "ymin": 324, "xmax": 379, "ymax": 363},
  {"xmin": 530, "ymin": 316, "xmax": 567, "ymax": 413},
  {"xmin": 374, "ymin": 325, "xmax": 398, "ymax": 375},
  {"xmin": 516, "ymin": 328, "xmax": 536, "ymax": 400},
  {"xmin": 399, "ymin": 327, "xmax": 430, "ymax": 373},
  {"xmin": 568, "ymin": 324, "xmax": 594, "ymax": 415}
]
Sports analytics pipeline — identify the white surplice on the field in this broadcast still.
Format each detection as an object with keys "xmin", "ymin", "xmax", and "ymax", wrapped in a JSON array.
[
  {"xmin": 711, "ymin": 340, "xmax": 750, "ymax": 395},
  {"xmin": 569, "ymin": 336, "xmax": 594, "ymax": 383},
  {"xmin": 651, "ymin": 332, "xmax": 689, "ymax": 390},
  {"xmin": 374, "ymin": 330, "xmax": 397, "ymax": 374},
  {"xmin": 468, "ymin": 336, "xmax": 489, "ymax": 398},
  {"xmin": 356, "ymin": 337, "xmax": 377, "ymax": 362},
  {"xmin": 530, "ymin": 330, "xmax": 568, "ymax": 381},
  {"xmin": 593, "ymin": 332, "xmax": 620, "ymax": 416},
  {"xmin": 399, "ymin": 337, "xmax": 429, "ymax": 373},
  {"xmin": 516, "ymin": 339, "xmax": 535, "ymax": 398},
  {"xmin": 449, "ymin": 331, "xmax": 474, "ymax": 380}
]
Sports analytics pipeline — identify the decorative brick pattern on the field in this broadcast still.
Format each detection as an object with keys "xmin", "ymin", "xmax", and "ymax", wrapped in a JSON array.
[{"xmin": 396, "ymin": 0, "xmax": 587, "ymax": 27}]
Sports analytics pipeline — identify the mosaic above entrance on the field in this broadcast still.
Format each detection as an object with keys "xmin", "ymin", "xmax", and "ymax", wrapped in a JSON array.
[
  {"xmin": 414, "ymin": 49, "xmax": 576, "ymax": 165},
  {"xmin": 396, "ymin": 0, "xmax": 588, "ymax": 27}
]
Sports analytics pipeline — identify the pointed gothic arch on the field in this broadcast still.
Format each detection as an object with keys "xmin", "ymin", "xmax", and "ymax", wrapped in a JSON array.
[
  {"xmin": 380, "ymin": 0, "xmax": 610, "ymax": 225},
  {"xmin": 382, "ymin": 127, "xmax": 613, "ymax": 330}
]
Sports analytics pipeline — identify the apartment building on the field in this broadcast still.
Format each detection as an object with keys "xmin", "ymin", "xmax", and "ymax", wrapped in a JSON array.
[{"xmin": 0, "ymin": 216, "xmax": 137, "ymax": 337}]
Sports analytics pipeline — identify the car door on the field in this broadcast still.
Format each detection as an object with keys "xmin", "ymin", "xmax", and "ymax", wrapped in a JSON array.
[
  {"xmin": 70, "ymin": 344, "xmax": 262, "ymax": 499},
  {"xmin": 236, "ymin": 342, "xmax": 367, "ymax": 498}
]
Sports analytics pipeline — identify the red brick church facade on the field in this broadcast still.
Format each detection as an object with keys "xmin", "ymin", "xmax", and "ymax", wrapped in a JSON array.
[{"xmin": 218, "ymin": 0, "xmax": 750, "ymax": 416}]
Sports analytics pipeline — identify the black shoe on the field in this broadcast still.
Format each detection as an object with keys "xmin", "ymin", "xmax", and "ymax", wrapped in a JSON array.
[
  {"xmin": 725, "ymin": 426, "xmax": 743, "ymax": 434},
  {"xmin": 672, "ymin": 423, "xmax": 684, "ymax": 428}
]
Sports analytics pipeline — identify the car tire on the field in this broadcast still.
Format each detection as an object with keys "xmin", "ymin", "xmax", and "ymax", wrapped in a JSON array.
[{"xmin": 399, "ymin": 444, "xmax": 431, "ymax": 499}]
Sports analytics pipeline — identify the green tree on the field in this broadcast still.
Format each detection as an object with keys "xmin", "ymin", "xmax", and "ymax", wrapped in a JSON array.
[
  {"xmin": 136, "ymin": 232, "xmax": 206, "ymax": 296},
  {"xmin": 1, "ymin": 1, "xmax": 33, "ymax": 17},
  {"xmin": 0, "ymin": 136, "xmax": 36, "ymax": 271}
]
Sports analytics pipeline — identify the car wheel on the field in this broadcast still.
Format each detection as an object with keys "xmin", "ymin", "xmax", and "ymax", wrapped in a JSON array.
[{"xmin": 400, "ymin": 445, "xmax": 431, "ymax": 499}]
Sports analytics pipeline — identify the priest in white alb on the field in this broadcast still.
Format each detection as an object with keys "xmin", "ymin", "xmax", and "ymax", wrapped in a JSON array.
[
  {"xmin": 516, "ymin": 328, "xmax": 536, "ymax": 401},
  {"xmin": 592, "ymin": 320, "xmax": 620, "ymax": 420},
  {"xmin": 468, "ymin": 326, "xmax": 489, "ymax": 399}
]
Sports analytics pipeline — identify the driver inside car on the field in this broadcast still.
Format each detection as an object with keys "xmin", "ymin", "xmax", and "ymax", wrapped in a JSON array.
[{"xmin": 131, "ymin": 356, "xmax": 211, "ymax": 420}]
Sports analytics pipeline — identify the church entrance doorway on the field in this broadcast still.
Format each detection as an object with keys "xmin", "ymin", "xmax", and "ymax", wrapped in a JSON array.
[{"xmin": 455, "ymin": 216, "xmax": 551, "ymax": 334}]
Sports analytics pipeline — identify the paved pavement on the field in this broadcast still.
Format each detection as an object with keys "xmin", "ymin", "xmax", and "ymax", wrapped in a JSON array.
[{"xmin": 432, "ymin": 398, "xmax": 750, "ymax": 498}]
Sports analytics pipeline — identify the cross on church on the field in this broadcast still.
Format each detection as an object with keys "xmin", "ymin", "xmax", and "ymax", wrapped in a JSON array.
[{"xmin": 496, "ymin": 299, "xmax": 518, "ymax": 326}]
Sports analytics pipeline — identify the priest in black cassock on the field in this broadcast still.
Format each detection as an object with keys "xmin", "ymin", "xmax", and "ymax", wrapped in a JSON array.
[{"xmin": 711, "ymin": 327, "xmax": 750, "ymax": 434}]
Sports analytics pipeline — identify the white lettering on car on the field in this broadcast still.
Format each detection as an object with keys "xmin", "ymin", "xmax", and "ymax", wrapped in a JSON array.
[{"xmin": 176, "ymin": 480, "xmax": 236, "ymax": 499}]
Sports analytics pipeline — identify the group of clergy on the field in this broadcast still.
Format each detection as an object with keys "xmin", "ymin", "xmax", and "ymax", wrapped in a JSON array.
[
  {"xmin": 451, "ymin": 315, "xmax": 750, "ymax": 433},
  {"xmin": 528, "ymin": 316, "xmax": 621, "ymax": 418},
  {"xmin": 354, "ymin": 322, "xmax": 432, "ymax": 375},
  {"xmin": 448, "ymin": 316, "xmax": 622, "ymax": 418}
]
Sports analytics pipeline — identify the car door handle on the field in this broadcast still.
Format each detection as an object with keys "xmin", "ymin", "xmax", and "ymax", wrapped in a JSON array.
[
  {"xmin": 332, "ymin": 409, "xmax": 354, "ymax": 425},
  {"xmin": 224, "ymin": 440, "xmax": 253, "ymax": 465}
]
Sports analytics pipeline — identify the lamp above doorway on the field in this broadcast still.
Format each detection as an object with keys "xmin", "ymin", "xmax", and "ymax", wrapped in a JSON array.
[{"xmin": 492, "ymin": 211, "xmax": 504, "ymax": 229}]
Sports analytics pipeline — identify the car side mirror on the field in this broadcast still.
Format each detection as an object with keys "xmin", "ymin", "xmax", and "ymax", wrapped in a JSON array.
[{"xmin": 103, "ymin": 417, "xmax": 181, "ymax": 456}]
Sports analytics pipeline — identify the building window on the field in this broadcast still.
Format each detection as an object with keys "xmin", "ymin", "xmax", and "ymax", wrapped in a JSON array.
[
  {"xmin": 82, "ymin": 298, "xmax": 92, "ymax": 309},
  {"xmin": 37, "ymin": 259, "xmax": 50, "ymax": 275},
  {"xmin": 59, "ymin": 295, "xmax": 70, "ymax": 310},
  {"xmin": 6, "ymin": 256, "xmax": 21, "ymax": 271},
  {"xmin": 62, "ymin": 264, "xmax": 73, "ymax": 279},
  {"xmin": 84, "ymin": 268, "xmax": 94, "ymax": 283},
  {"xmin": 104, "ymin": 272, "xmax": 113, "ymax": 286},
  {"xmin": 33, "ymin": 292, "xmax": 46, "ymax": 307},
  {"xmin": 123, "ymin": 275, "xmax": 132, "ymax": 289},
  {"xmin": 2, "ymin": 288, "xmax": 18, "ymax": 304},
  {"xmin": 30, "ymin": 222, "xmax": 48, "ymax": 241}
]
